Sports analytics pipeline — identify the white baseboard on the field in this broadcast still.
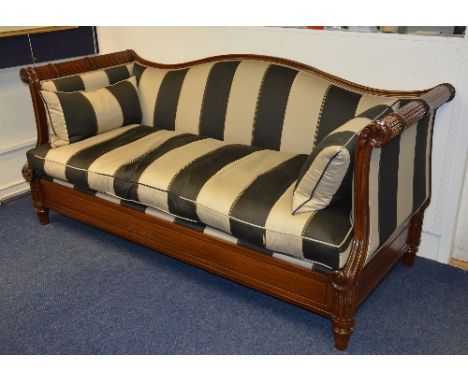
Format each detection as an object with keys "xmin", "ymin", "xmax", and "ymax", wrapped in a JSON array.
[
  {"xmin": 418, "ymin": 230, "xmax": 441, "ymax": 262},
  {"xmin": 452, "ymin": 246, "xmax": 468, "ymax": 262},
  {"xmin": 0, "ymin": 138, "xmax": 36, "ymax": 157},
  {"xmin": 0, "ymin": 137, "xmax": 35, "ymax": 203},
  {"xmin": 0, "ymin": 179, "xmax": 30, "ymax": 202}
]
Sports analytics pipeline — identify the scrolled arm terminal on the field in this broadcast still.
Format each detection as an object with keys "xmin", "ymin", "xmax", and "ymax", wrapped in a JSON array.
[{"xmin": 369, "ymin": 83, "xmax": 455, "ymax": 147}]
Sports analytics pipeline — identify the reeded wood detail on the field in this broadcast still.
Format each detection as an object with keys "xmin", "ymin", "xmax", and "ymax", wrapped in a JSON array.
[
  {"xmin": 19, "ymin": 50, "xmax": 135, "ymax": 84},
  {"xmin": 332, "ymin": 287, "xmax": 356, "ymax": 351},
  {"xmin": 423, "ymin": 83, "xmax": 456, "ymax": 108},
  {"xmin": 366, "ymin": 84, "xmax": 454, "ymax": 148}
]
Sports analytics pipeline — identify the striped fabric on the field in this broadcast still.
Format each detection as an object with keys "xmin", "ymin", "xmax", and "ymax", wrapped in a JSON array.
[
  {"xmin": 38, "ymin": 174, "xmax": 333, "ymax": 275},
  {"xmin": 41, "ymin": 63, "xmax": 134, "ymax": 92},
  {"xmin": 366, "ymin": 112, "xmax": 436, "ymax": 263},
  {"xmin": 41, "ymin": 77, "xmax": 142, "ymax": 147},
  {"xmin": 293, "ymin": 103, "xmax": 397, "ymax": 214},
  {"xmin": 27, "ymin": 124, "xmax": 353, "ymax": 269},
  {"xmin": 133, "ymin": 61, "xmax": 399, "ymax": 154}
]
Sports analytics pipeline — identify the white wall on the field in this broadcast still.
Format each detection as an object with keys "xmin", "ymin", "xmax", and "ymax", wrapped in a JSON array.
[
  {"xmin": 450, "ymin": 34, "xmax": 468, "ymax": 264},
  {"xmin": 453, "ymin": 160, "xmax": 468, "ymax": 262},
  {"xmin": 0, "ymin": 67, "xmax": 36, "ymax": 200},
  {"xmin": 98, "ymin": 26, "xmax": 468, "ymax": 264}
]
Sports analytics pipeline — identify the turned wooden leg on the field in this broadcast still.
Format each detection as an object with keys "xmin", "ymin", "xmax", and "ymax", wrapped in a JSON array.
[
  {"xmin": 35, "ymin": 204, "xmax": 50, "ymax": 225},
  {"xmin": 331, "ymin": 287, "xmax": 356, "ymax": 351},
  {"xmin": 22, "ymin": 164, "xmax": 49, "ymax": 225},
  {"xmin": 403, "ymin": 210, "xmax": 424, "ymax": 267}
]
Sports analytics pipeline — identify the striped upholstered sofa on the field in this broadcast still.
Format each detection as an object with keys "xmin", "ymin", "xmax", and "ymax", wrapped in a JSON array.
[{"xmin": 20, "ymin": 50, "xmax": 454, "ymax": 350}]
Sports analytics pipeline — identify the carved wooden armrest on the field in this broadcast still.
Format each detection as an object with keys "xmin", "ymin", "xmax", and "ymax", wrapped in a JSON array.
[
  {"xmin": 366, "ymin": 83, "xmax": 455, "ymax": 148},
  {"xmin": 332, "ymin": 82, "xmax": 455, "ymax": 291}
]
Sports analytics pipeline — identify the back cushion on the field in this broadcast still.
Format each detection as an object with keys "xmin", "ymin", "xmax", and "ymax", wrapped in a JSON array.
[
  {"xmin": 41, "ymin": 63, "xmax": 134, "ymax": 92},
  {"xmin": 135, "ymin": 60, "xmax": 398, "ymax": 154}
]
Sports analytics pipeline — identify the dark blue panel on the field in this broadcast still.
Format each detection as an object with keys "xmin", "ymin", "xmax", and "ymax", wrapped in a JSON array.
[
  {"xmin": 0, "ymin": 35, "xmax": 33, "ymax": 69},
  {"xmin": 30, "ymin": 26, "xmax": 97, "ymax": 62}
]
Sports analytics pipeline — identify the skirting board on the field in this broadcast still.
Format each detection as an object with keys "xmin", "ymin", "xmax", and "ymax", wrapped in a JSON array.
[
  {"xmin": 0, "ymin": 138, "xmax": 36, "ymax": 202},
  {"xmin": 452, "ymin": 247, "xmax": 468, "ymax": 263},
  {"xmin": 0, "ymin": 138, "xmax": 36, "ymax": 157},
  {"xmin": 419, "ymin": 230, "xmax": 440, "ymax": 262},
  {"xmin": 450, "ymin": 258, "xmax": 468, "ymax": 270},
  {"xmin": 0, "ymin": 179, "xmax": 30, "ymax": 202}
]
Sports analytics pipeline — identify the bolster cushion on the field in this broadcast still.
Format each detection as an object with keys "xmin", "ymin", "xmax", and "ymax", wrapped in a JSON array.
[
  {"xmin": 292, "ymin": 104, "xmax": 397, "ymax": 214},
  {"xmin": 41, "ymin": 63, "xmax": 134, "ymax": 92},
  {"xmin": 41, "ymin": 76, "xmax": 142, "ymax": 147}
]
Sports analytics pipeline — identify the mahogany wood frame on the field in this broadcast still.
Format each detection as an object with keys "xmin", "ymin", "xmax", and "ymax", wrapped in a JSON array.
[{"xmin": 19, "ymin": 50, "xmax": 455, "ymax": 351}]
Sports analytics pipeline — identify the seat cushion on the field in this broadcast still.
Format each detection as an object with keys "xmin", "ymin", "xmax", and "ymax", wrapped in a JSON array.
[{"xmin": 27, "ymin": 124, "xmax": 353, "ymax": 269}]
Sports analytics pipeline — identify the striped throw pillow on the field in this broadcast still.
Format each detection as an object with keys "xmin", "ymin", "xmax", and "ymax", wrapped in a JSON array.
[
  {"xmin": 292, "ymin": 104, "xmax": 396, "ymax": 214},
  {"xmin": 41, "ymin": 76, "xmax": 142, "ymax": 147}
]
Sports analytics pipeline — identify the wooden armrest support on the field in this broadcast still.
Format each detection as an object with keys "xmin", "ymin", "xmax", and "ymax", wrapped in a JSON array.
[{"xmin": 366, "ymin": 83, "xmax": 455, "ymax": 148}]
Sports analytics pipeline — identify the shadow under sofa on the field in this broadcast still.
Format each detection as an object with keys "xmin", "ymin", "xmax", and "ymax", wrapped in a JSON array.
[{"xmin": 20, "ymin": 50, "xmax": 455, "ymax": 350}]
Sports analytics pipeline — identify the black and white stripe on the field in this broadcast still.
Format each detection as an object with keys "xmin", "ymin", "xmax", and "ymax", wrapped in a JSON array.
[
  {"xmin": 251, "ymin": 65, "xmax": 298, "ymax": 150},
  {"xmin": 167, "ymin": 144, "xmax": 261, "ymax": 220},
  {"xmin": 27, "ymin": 125, "xmax": 353, "ymax": 269},
  {"xmin": 199, "ymin": 61, "xmax": 240, "ymax": 140},
  {"xmin": 292, "ymin": 103, "xmax": 397, "ymax": 214},
  {"xmin": 41, "ymin": 63, "xmax": 134, "ymax": 92},
  {"xmin": 367, "ymin": 112, "xmax": 435, "ymax": 262},
  {"xmin": 41, "ymin": 76, "xmax": 142, "ymax": 147},
  {"xmin": 314, "ymin": 86, "xmax": 362, "ymax": 146}
]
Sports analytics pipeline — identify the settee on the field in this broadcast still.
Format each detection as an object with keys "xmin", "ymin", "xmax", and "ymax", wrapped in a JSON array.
[{"xmin": 20, "ymin": 50, "xmax": 454, "ymax": 350}]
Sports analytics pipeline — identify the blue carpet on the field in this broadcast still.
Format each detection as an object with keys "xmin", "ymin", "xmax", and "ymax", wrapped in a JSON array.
[{"xmin": 0, "ymin": 195, "xmax": 467, "ymax": 354}]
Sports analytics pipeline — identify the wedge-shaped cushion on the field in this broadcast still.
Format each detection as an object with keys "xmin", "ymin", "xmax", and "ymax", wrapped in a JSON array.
[
  {"xmin": 41, "ymin": 76, "xmax": 142, "ymax": 147},
  {"xmin": 27, "ymin": 124, "xmax": 353, "ymax": 269},
  {"xmin": 293, "ymin": 104, "xmax": 397, "ymax": 214},
  {"xmin": 41, "ymin": 63, "xmax": 134, "ymax": 92}
]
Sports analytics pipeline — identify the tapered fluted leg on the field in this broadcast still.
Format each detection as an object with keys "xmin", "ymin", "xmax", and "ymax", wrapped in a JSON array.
[
  {"xmin": 331, "ymin": 287, "xmax": 356, "ymax": 351},
  {"xmin": 332, "ymin": 320, "xmax": 354, "ymax": 351},
  {"xmin": 403, "ymin": 210, "xmax": 424, "ymax": 267},
  {"xmin": 22, "ymin": 164, "xmax": 49, "ymax": 225},
  {"xmin": 35, "ymin": 206, "xmax": 49, "ymax": 225}
]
